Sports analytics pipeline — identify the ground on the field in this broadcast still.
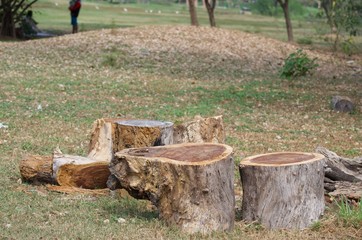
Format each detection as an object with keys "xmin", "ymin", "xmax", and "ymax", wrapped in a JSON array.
[{"xmin": 0, "ymin": 25, "xmax": 361, "ymax": 239}]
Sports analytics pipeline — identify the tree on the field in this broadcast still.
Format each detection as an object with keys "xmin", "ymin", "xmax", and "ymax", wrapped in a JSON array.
[
  {"xmin": 0, "ymin": 0, "xmax": 38, "ymax": 38},
  {"xmin": 205, "ymin": 0, "xmax": 217, "ymax": 27},
  {"xmin": 187, "ymin": 0, "xmax": 199, "ymax": 26},
  {"xmin": 277, "ymin": 0, "xmax": 294, "ymax": 42}
]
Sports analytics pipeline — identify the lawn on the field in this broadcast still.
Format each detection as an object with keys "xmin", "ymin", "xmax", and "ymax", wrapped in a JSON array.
[{"xmin": 0, "ymin": 0, "xmax": 361, "ymax": 239}]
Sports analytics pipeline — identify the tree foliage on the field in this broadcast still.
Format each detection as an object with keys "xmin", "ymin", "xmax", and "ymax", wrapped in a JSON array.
[{"xmin": 0, "ymin": 0, "xmax": 38, "ymax": 37}]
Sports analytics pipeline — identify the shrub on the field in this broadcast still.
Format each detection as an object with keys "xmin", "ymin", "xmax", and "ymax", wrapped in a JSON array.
[{"xmin": 280, "ymin": 49, "xmax": 318, "ymax": 79}]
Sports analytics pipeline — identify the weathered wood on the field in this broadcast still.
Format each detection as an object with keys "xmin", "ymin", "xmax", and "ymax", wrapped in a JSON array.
[
  {"xmin": 109, "ymin": 143, "xmax": 235, "ymax": 234},
  {"xmin": 53, "ymin": 148, "xmax": 110, "ymax": 189},
  {"xmin": 88, "ymin": 118, "xmax": 174, "ymax": 159},
  {"xmin": 316, "ymin": 147, "xmax": 362, "ymax": 200},
  {"xmin": 239, "ymin": 152, "xmax": 325, "ymax": 229},
  {"xmin": 316, "ymin": 146, "xmax": 362, "ymax": 182},
  {"xmin": 331, "ymin": 95, "xmax": 354, "ymax": 112},
  {"xmin": 19, "ymin": 155, "xmax": 54, "ymax": 184},
  {"xmin": 173, "ymin": 115, "xmax": 225, "ymax": 144}
]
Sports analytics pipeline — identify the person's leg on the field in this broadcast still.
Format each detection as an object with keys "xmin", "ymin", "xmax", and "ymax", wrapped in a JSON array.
[{"xmin": 71, "ymin": 15, "xmax": 78, "ymax": 33}]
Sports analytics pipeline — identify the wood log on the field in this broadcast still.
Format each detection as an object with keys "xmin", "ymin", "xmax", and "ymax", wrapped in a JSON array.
[
  {"xmin": 331, "ymin": 95, "xmax": 354, "ymax": 113},
  {"xmin": 109, "ymin": 143, "xmax": 235, "ymax": 234},
  {"xmin": 53, "ymin": 148, "xmax": 110, "ymax": 189},
  {"xmin": 239, "ymin": 152, "xmax": 325, "ymax": 229},
  {"xmin": 173, "ymin": 115, "xmax": 225, "ymax": 144},
  {"xmin": 19, "ymin": 155, "xmax": 54, "ymax": 184},
  {"xmin": 316, "ymin": 147, "xmax": 362, "ymax": 200}
]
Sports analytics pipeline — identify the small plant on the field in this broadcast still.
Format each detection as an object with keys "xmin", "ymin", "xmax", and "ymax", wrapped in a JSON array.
[
  {"xmin": 280, "ymin": 49, "xmax": 318, "ymax": 79},
  {"xmin": 335, "ymin": 197, "xmax": 362, "ymax": 228}
]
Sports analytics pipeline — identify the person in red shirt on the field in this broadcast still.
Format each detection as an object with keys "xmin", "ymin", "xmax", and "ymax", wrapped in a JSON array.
[{"xmin": 69, "ymin": 0, "xmax": 81, "ymax": 33}]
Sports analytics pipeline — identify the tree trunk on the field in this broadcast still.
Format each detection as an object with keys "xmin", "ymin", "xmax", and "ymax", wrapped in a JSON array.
[
  {"xmin": 205, "ymin": 0, "xmax": 216, "ymax": 27},
  {"xmin": 277, "ymin": 0, "xmax": 294, "ymax": 42},
  {"xmin": 239, "ymin": 152, "xmax": 325, "ymax": 229},
  {"xmin": 0, "ymin": 7, "xmax": 16, "ymax": 38},
  {"xmin": 187, "ymin": 0, "xmax": 199, "ymax": 26},
  {"xmin": 109, "ymin": 143, "xmax": 235, "ymax": 234},
  {"xmin": 173, "ymin": 115, "xmax": 225, "ymax": 144},
  {"xmin": 331, "ymin": 96, "xmax": 354, "ymax": 113},
  {"xmin": 19, "ymin": 155, "xmax": 54, "ymax": 184}
]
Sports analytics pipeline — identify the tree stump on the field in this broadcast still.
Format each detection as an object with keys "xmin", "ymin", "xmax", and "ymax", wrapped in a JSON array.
[
  {"xmin": 173, "ymin": 115, "xmax": 225, "ymax": 144},
  {"xmin": 109, "ymin": 143, "xmax": 235, "ymax": 234},
  {"xmin": 331, "ymin": 96, "xmax": 354, "ymax": 113},
  {"xmin": 88, "ymin": 118, "xmax": 173, "ymax": 160},
  {"xmin": 239, "ymin": 152, "xmax": 325, "ymax": 229}
]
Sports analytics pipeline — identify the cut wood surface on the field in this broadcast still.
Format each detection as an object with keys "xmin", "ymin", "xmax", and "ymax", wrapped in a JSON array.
[
  {"xmin": 109, "ymin": 143, "xmax": 235, "ymax": 234},
  {"xmin": 53, "ymin": 148, "xmax": 110, "ymax": 189},
  {"xmin": 19, "ymin": 155, "xmax": 54, "ymax": 184},
  {"xmin": 239, "ymin": 152, "xmax": 325, "ymax": 229},
  {"xmin": 317, "ymin": 146, "xmax": 362, "ymax": 200},
  {"xmin": 331, "ymin": 95, "xmax": 354, "ymax": 112},
  {"xmin": 173, "ymin": 115, "xmax": 225, "ymax": 144}
]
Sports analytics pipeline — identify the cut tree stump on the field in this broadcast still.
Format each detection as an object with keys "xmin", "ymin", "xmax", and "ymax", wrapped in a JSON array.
[
  {"xmin": 109, "ymin": 143, "xmax": 235, "ymax": 234},
  {"xmin": 173, "ymin": 115, "xmax": 225, "ymax": 144},
  {"xmin": 331, "ymin": 96, "xmax": 354, "ymax": 113},
  {"xmin": 239, "ymin": 152, "xmax": 325, "ymax": 229},
  {"xmin": 316, "ymin": 146, "xmax": 362, "ymax": 200},
  {"xmin": 88, "ymin": 118, "xmax": 174, "ymax": 160}
]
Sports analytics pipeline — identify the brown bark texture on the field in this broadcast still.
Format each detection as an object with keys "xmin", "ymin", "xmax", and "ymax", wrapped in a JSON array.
[
  {"xmin": 204, "ymin": 0, "xmax": 216, "ymax": 27},
  {"xmin": 173, "ymin": 115, "xmax": 225, "ymax": 144},
  {"xmin": 187, "ymin": 0, "xmax": 199, "ymax": 26},
  {"xmin": 19, "ymin": 155, "xmax": 54, "ymax": 184},
  {"xmin": 277, "ymin": 0, "xmax": 294, "ymax": 42},
  {"xmin": 109, "ymin": 143, "xmax": 235, "ymax": 234},
  {"xmin": 239, "ymin": 152, "xmax": 325, "ymax": 229}
]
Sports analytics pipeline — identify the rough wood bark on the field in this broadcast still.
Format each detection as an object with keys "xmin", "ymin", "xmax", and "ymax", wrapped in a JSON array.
[
  {"xmin": 53, "ymin": 148, "xmax": 110, "ymax": 189},
  {"xmin": 109, "ymin": 143, "xmax": 235, "ymax": 234},
  {"xmin": 239, "ymin": 152, "xmax": 325, "ymax": 229},
  {"xmin": 204, "ymin": 0, "xmax": 216, "ymax": 27},
  {"xmin": 277, "ymin": 0, "xmax": 294, "ymax": 42},
  {"xmin": 19, "ymin": 155, "xmax": 54, "ymax": 184},
  {"xmin": 316, "ymin": 147, "xmax": 362, "ymax": 200},
  {"xmin": 331, "ymin": 96, "xmax": 354, "ymax": 113},
  {"xmin": 173, "ymin": 115, "xmax": 225, "ymax": 144},
  {"xmin": 187, "ymin": 0, "xmax": 199, "ymax": 26}
]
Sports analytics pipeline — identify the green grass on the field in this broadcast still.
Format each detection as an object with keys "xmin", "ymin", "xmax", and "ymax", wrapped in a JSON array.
[{"xmin": 336, "ymin": 197, "xmax": 362, "ymax": 228}]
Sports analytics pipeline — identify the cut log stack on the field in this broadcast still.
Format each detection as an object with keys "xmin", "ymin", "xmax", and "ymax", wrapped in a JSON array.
[
  {"xmin": 109, "ymin": 143, "xmax": 235, "ymax": 233},
  {"xmin": 20, "ymin": 118, "xmax": 174, "ymax": 188},
  {"xmin": 239, "ymin": 152, "xmax": 325, "ymax": 229},
  {"xmin": 317, "ymin": 147, "xmax": 362, "ymax": 201}
]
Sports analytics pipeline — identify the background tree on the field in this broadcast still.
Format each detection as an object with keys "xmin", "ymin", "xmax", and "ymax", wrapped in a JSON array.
[
  {"xmin": 187, "ymin": 0, "xmax": 199, "ymax": 26},
  {"xmin": 277, "ymin": 0, "xmax": 294, "ymax": 42},
  {"xmin": 0, "ymin": 0, "xmax": 38, "ymax": 38},
  {"xmin": 205, "ymin": 0, "xmax": 217, "ymax": 27}
]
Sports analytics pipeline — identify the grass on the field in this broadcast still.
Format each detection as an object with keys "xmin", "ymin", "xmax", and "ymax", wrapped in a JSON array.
[{"xmin": 0, "ymin": 1, "xmax": 362, "ymax": 239}]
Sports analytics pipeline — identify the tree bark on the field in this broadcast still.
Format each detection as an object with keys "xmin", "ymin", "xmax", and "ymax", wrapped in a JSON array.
[
  {"xmin": 173, "ymin": 115, "xmax": 225, "ymax": 144},
  {"xmin": 316, "ymin": 147, "xmax": 362, "ymax": 200},
  {"xmin": 277, "ymin": 0, "xmax": 294, "ymax": 42},
  {"xmin": 239, "ymin": 152, "xmax": 325, "ymax": 229},
  {"xmin": 204, "ymin": 0, "xmax": 216, "ymax": 27},
  {"xmin": 109, "ymin": 143, "xmax": 235, "ymax": 234},
  {"xmin": 187, "ymin": 0, "xmax": 199, "ymax": 26},
  {"xmin": 19, "ymin": 155, "xmax": 54, "ymax": 184},
  {"xmin": 331, "ymin": 96, "xmax": 354, "ymax": 113}
]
